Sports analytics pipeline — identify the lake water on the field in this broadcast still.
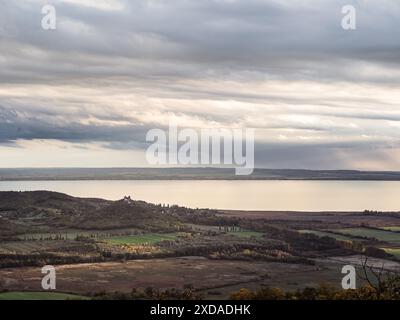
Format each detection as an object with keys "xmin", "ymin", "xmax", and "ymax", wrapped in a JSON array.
[{"xmin": 0, "ymin": 180, "xmax": 399, "ymax": 211}]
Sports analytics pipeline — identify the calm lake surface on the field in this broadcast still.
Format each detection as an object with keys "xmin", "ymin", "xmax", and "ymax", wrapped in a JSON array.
[{"xmin": 0, "ymin": 180, "xmax": 399, "ymax": 211}]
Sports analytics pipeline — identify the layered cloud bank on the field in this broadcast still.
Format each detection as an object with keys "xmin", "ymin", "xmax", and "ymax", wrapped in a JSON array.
[{"xmin": 0, "ymin": 0, "xmax": 399, "ymax": 169}]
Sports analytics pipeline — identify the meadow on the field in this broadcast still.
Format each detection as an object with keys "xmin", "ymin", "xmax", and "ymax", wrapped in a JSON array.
[
  {"xmin": 336, "ymin": 228, "xmax": 400, "ymax": 243},
  {"xmin": 104, "ymin": 233, "xmax": 179, "ymax": 245},
  {"xmin": 382, "ymin": 226, "xmax": 400, "ymax": 232}
]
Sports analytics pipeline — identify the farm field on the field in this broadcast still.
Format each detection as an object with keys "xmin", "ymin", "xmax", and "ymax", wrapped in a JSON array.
[
  {"xmin": 0, "ymin": 257, "xmax": 360, "ymax": 299},
  {"xmin": 336, "ymin": 228, "xmax": 400, "ymax": 243},
  {"xmin": 17, "ymin": 228, "xmax": 144, "ymax": 241},
  {"xmin": 298, "ymin": 230, "xmax": 356, "ymax": 242},
  {"xmin": 186, "ymin": 224, "xmax": 263, "ymax": 239},
  {"xmin": 0, "ymin": 240, "xmax": 76, "ymax": 254},
  {"xmin": 104, "ymin": 233, "xmax": 179, "ymax": 245},
  {"xmin": 226, "ymin": 231, "xmax": 264, "ymax": 239},
  {"xmin": 381, "ymin": 248, "xmax": 400, "ymax": 259},
  {"xmin": 382, "ymin": 226, "xmax": 400, "ymax": 232},
  {"xmin": 0, "ymin": 291, "xmax": 88, "ymax": 300}
]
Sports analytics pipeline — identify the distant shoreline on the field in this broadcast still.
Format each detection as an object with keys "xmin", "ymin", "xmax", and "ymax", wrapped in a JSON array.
[
  {"xmin": 2, "ymin": 167, "xmax": 400, "ymax": 181},
  {"xmin": 218, "ymin": 210, "xmax": 400, "ymax": 219}
]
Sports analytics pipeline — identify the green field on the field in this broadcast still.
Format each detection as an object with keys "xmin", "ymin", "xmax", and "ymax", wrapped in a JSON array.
[
  {"xmin": 226, "ymin": 231, "xmax": 264, "ymax": 239},
  {"xmin": 298, "ymin": 230, "xmax": 355, "ymax": 242},
  {"xmin": 336, "ymin": 228, "xmax": 400, "ymax": 243},
  {"xmin": 0, "ymin": 292, "xmax": 88, "ymax": 300},
  {"xmin": 105, "ymin": 233, "xmax": 179, "ymax": 245},
  {"xmin": 381, "ymin": 248, "xmax": 400, "ymax": 259},
  {"xmin": 382, "ymin": 226, "xmax": 400, "ymax": 232}
]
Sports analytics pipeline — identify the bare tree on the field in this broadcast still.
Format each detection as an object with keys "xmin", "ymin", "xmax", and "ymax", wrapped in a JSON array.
[{"xmin": 359, "ymin": 255, "xmax": 400, "ymax": 298}]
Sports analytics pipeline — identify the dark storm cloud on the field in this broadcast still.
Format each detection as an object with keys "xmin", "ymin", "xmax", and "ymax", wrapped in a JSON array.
[{"xmin": 0, "ymin": 105, "xmax": 151, "ymax": 144}]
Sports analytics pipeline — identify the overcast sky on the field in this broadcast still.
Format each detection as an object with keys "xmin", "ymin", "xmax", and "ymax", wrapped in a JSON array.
[{"xmin": 0, "ymin": 0, "xmax": 400, "ymax": 169}]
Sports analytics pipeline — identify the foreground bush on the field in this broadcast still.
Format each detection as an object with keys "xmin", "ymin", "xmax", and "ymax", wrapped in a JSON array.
[{"xmin": 230, "ymin": 276, "xmax": 400, "ymax": 300}]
